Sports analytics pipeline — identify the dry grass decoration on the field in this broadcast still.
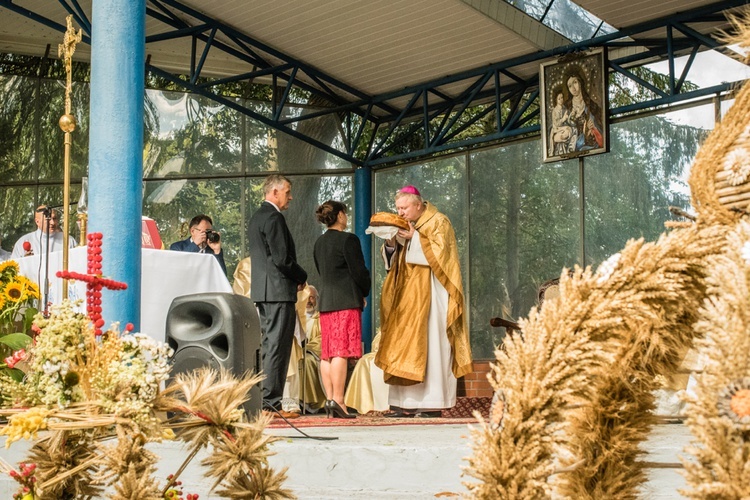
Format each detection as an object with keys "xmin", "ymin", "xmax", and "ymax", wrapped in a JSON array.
[
  {"xmin": 680, "ymin": 221, "xmax": 750, "ymax": 499},
  {"xmin": 0, "ymin": 301, "xmax": 293, "ymax": 500},
  {"xmin": 464, "ymin": 11, "xmax": 750, "ymax": 500}
]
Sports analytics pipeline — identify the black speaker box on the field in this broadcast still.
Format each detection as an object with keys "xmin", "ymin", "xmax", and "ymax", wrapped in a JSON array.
[{"xmin": 166, "ymin": 292, "xmax": 261, "ymax": 417}]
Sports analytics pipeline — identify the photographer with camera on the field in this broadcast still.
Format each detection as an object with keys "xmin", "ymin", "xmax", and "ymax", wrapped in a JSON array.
[{"xmin": 169, "ymin": 214, "xmax": 227, "ymax": 275}]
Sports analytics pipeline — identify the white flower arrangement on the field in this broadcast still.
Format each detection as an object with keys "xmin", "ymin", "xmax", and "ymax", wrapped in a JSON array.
[
  {"xmin": 23, "ymin": 301, "xmax": 89, "ymax": 407},
  {"xmin": 92, "ymin": 331, "xmax": 172, "ymax": 422}
]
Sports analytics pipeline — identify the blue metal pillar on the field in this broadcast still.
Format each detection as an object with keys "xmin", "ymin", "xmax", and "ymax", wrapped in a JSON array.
[
  {"xmin": 88, "ymin": 0, "xmax": 145, "ymax": 330},
  {"xmin": 354, "ymin": 166, "xmax": 373, "ymax": 352}
]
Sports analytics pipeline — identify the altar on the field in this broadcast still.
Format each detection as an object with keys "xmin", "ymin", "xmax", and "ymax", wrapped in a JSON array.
[{"xmin": 16, "ymin": 247, "xmax": 232, "ymax": 341}]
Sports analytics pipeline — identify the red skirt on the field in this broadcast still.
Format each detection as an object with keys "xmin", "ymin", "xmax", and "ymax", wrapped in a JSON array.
[{"xmin": 320, "ymin": 308, "xmax": 363, "ymax": 360}]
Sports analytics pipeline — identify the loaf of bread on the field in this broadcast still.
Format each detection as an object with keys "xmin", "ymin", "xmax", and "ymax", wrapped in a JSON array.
[{"xmin": 369, "ymin": 212, "xmax": 410, "ymax": 231}]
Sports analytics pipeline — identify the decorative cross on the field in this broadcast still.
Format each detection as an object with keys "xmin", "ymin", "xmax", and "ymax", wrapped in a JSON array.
[
  {"xmin": 57, "ymin": 233, "xmax": 127, "ymax": 336},
  {"xmin": 58, "ymin": 15, "xmax": 82, "ymax": 115}
]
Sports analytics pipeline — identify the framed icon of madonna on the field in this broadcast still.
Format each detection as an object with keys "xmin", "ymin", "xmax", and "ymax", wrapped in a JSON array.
[{"xmin": 540, "ymin": 49, "xmax": 609, "ymax": 163}]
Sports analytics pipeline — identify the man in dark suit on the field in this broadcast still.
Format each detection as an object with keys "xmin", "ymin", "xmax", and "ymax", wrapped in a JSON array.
[
  {"xmin": 169, "ymin": 214, "xmax": 227, "ymax": 275},
  {"xmin": 248, "ymin": 174, "xmax": 307, "ymax": 418}
]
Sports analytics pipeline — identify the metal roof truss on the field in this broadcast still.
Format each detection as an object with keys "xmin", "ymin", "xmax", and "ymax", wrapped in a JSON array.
[{"xmin": 1, "ymin": 0, "xmax": 747, "ymax": 168}]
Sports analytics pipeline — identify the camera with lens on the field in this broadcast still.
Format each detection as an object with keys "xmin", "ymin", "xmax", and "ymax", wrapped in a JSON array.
[{"xmin": 204, "ymin": 229, "xmax": 220, "ymax": 243}]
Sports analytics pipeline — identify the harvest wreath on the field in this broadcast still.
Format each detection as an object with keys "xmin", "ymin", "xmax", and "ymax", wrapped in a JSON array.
[{"xmin": 463, "ymin": 10, "xmax": 750, "ymax": 499}]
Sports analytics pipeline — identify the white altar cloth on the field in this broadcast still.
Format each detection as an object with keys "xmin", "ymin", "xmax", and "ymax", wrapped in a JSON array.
[{"xmin": 16, "ymin": 247, "xmax": 232, "ymax": 341}]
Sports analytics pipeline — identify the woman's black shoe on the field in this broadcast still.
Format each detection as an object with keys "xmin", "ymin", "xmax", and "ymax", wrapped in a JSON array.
[
  {"xmin": 324, "ymin": 400, "xmax": 333, "ymax": 418},
  {"xmin": 329, "ymin": 400, "xmax": 356, "ymax": 419}
]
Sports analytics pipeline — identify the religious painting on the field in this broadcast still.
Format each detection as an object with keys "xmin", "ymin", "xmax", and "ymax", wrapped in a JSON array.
[{"xmin": 540, "ymin": 49, "xmax": 608, "ymax": 163}]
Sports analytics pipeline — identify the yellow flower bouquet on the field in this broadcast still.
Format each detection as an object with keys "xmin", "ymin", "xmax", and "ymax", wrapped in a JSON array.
[{"xmin": 0, "ymin": 260, "xmax": 39, "ymax": 394}]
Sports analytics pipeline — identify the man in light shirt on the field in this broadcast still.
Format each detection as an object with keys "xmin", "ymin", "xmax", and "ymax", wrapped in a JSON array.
[{"xmin": 11, "ymin": 205, "xmax": 77, "ymax": 260}]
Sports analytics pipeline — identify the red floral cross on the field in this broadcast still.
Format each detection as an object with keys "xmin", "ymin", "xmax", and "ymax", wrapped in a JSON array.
[{"xmin": 56, "ymin": 232, "xmax": 127, "ymax": 335}]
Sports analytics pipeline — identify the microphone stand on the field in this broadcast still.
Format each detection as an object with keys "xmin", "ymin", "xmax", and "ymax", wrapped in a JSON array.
[
  {"xmin": 300, "ymin": 338, "xmax": 308, "ymax": 415},
  {"xmin": 41, "ymin": 208, "xmax": 53, "ymax": 318}
]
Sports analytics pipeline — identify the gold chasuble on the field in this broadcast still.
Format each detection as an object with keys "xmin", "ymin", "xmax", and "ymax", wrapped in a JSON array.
[{"xmin": 375, "ymin": 202, "xmax": 472, "ymax": 385}]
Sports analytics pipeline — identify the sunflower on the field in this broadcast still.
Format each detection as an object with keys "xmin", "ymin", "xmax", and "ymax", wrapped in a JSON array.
[
  {"xmin": 3, "ymin": 282, "xmax": 24, "ymax": 303},
  {"xmin": 0, "ymin": 260, "xmax": 18, "ymax": 278},
  {"xmin": 15, "ymin": 275, "xmax": 40, "ymax": 300},
  {"xmin": 0, "ymin": 293, "xmax": 6, "ymax": 310},
  {"xmin": 27, "ymin": 281, "xmax": 40, "ymax": 299},
  {"xmin": 718, "ymin": 378, "xmax": 750, "ymax": 430}
]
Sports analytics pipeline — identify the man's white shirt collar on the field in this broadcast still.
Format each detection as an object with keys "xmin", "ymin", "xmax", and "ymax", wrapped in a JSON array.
[{"xmin": 266, "ymin": 200, "xmax": 282, "ymax": 212}]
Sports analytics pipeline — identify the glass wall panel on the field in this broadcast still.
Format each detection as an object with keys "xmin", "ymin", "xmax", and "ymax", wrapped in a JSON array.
[
  {"xmin": 244, "ymin": 101, "xmax": 274, "ymax": 174},
  {"xmin": 143, "ymin": 178, "xmax": 243, "ymax": 278},
  {"xmin": 249, "ymin": 107, "xmax": 351, "ymax": 174},
  {"xmin": 144, "ymin": 91, "xmax": 243, "ymax": 177},
  {"xmin": 278, "ymin": 174, "xmax": 354, "ymax": 287},
  {"xmin": 240, "ymin": 174, "xmax": 354, "ymax": 289},
  {"xmin": 372, "ymin": 156, "xmax": 468, "ymax": 335},
  {"xmin": 38, "ymin": 80, "xmax": 90, "ymax": 180},
  {"xmin": 143, "ymin": 92, "xmax": 351, "ymax": 177},
  {"xmin": 0, "ymin": 184, "xmax": 83, "ymax": 255},
  {"xmin": 469, "ymin": 141, "xmax": 581, "ymax": 359},
  {"xmin": 0, "ymin": 75, "xmax": 38, "ymax": 183},
  {"xmin": 584, "ymin": 104, "xmax": 713, "ymax": 267},
  {"xmin": 0, "ymin": 186, "xmax": 38, "ymax": 253}
]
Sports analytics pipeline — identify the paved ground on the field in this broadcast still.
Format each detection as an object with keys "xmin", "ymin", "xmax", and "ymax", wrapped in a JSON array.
[{"xmin": 0, "ymin": 421, "xmax": 693, "ymax": 499}]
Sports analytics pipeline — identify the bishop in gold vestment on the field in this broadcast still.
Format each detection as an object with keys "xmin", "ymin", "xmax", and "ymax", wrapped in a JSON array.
[{"xmin": 375, "ymin": 187, "xmax": 472, "ymax": 411}]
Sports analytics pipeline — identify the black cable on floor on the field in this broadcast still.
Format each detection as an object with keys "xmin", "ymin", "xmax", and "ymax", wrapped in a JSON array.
[{"xmin": 262, "ymin": 403, "xmax": 338, "ymax": 441}]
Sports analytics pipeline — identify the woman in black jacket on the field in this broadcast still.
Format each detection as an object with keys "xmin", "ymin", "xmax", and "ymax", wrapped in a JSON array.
[{"xmin": 313, "ymin": 200, "xmax": 371, "ymax": 418}]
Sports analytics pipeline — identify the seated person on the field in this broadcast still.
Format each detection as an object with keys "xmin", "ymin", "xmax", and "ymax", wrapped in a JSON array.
[
  {"xmin": 232, "ymin": 256, "xmax": 252, "ymax": 297},
  {"xmin": 282, "ymin": 285, "xmax": 327, "ymax": 414},
  {"xmin": 170, "ymin": 214, "xmax": 226, "ymax": 275},
  {"xmin": 11, "ymin": 205, "xmax": 77, "ymax": 259},
  {"xmin": 344, "ymin": 330, "xmax": 390, "ymax": 415}
]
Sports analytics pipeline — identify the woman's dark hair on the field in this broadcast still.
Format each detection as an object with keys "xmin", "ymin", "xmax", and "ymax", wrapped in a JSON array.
[
  {"xmin": 315, "ymin": 200, "xmax": 347, "ymax": 227},
  {"xmin": 562, "ymin": 64, "xmax": 589, "ymax": 101}
]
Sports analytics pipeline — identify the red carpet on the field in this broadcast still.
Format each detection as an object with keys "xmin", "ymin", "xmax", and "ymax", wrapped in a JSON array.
[{"xmin": 266, "ymin": 397, "xmax": 491, "ymax": 428}]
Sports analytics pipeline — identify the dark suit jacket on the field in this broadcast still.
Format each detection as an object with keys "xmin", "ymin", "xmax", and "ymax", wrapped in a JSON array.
[
  {"xmin": 314, "ymin": 229, "xmax": 371, "ymax": 312},
  {"xmin": 247, "ymin": 201, "xmax": 307, "ymax": 302},
  {"xmin": 169, "ymin": 237, "xmax": 227, "ymax": 275}
]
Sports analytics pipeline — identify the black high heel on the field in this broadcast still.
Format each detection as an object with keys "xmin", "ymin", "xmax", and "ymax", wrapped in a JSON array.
[
  {"xmin": 329, "ymin": 400, "xmax": 355, "ymax": 419},
  {"xmin": 324, "ymin": 400, "xmax": 333, "ymax": 418}
]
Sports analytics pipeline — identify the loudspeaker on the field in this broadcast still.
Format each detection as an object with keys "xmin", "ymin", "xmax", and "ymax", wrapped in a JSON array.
[{"xmin": 166, "ymin": 292, "xmax": 261, "ymax": 417}]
